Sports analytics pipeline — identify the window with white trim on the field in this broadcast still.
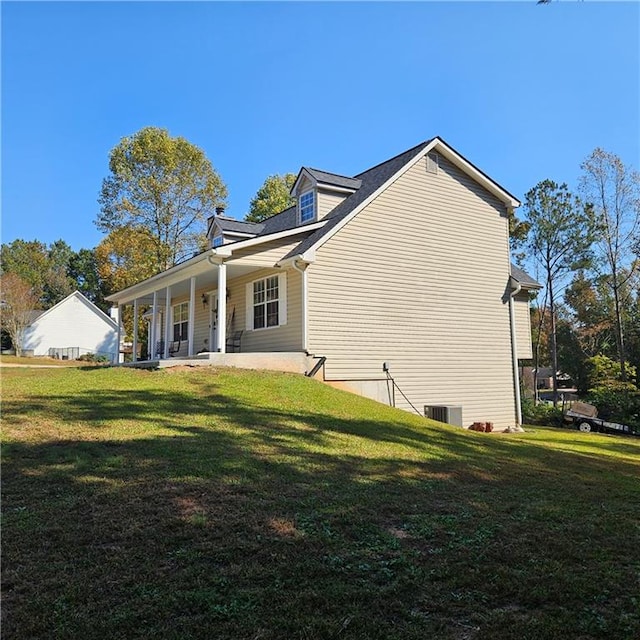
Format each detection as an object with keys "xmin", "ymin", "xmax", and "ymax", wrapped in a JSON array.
[
  {"xmin": 212, "ymin": 235, "xmax": 224, "ymax": 247},
  {"xmin": 246, "ymin": 274, "xmax": 287, "ymax": 330},
  {"xmin": 173, "ymin": 302, "xmax": 189, "ymax": 341},
  {"xmin": 299, "ymin": 190, "xmax": 315, "ymax": 223}
]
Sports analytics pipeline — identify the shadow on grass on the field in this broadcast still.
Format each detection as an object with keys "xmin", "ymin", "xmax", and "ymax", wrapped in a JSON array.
[{"xmin": 3, "ymin": 371, "xmax": 640, "ymax": 640}]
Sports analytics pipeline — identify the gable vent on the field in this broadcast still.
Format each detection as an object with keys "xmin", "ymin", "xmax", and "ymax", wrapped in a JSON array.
[{"xmin": 426, "ymin": 152, "xmax": 439, "ymax": 174}]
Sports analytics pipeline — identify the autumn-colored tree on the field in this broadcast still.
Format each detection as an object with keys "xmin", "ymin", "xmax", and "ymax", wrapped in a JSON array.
[
  {"xmin": 96, "ymin": 226, "xmax": 158, "ymax": 344},
  {"xmin": 97, "ymin": 127, "xmax": 227, "ymax": 272},
  {"xmin": 245, "ymin": 173, "xmax": 296, "ymax": 223},
  {"xmin": 580, "ymin": 148, "xmax": 640, "ymax": 383},
  {"xmin": 0, "ymin": 273, "xmax": 40, "ymax": 356}
]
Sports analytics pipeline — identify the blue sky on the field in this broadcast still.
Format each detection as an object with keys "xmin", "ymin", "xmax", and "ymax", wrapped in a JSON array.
[{"xmin": 2, "ymin": 1, "xmax": 639, "ymax": 253}]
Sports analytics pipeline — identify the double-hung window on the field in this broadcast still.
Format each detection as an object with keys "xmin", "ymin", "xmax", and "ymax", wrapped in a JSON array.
[
  {"xmin": 299, "ymin": 191, "xmax": 315, "ymax": 223},
  {"xmin": 247, "ymin": 274, "xmax": 287, "ymax": 330},
  {"xmin": 173, "ymin": 302, "xmax": 189, "ymax": 341}
]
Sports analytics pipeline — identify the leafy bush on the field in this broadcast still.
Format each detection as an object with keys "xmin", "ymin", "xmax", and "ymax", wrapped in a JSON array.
[
  {"xmin": 584, "ymin": 355, "xmax": 637, "ymax": 390},
  {"xmin": 76, "ymin": 353, "xmax": 110, "ymax": 363},
  {"xmin": 586, "ymin": 383, "xmax": 640, "ymax": 429},
  {"xmin": 522, "ymin": 398, "xmax": 565, "ymax": 426}
]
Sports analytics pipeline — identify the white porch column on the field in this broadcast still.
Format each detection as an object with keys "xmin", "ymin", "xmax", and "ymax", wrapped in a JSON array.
[
  {"xmin": 116, "ymin": 304, "xmax": 122, "ymax": 364},
  {"xmin": 188, "ymin": 276, "xmax": 196, "ymax": 356},
  {"xmin": 132, "ymin": 299, "xmax": 139, "ymax": 363},
  {"xmin": 217, "ymin": 262, "xmax": 227, "ymax": 353},
  {"xmin": 164, "ymin": 286, "xmax": 171, "ymax": 359},
  {"xmin": 151, "ymin": 291, "xmax": 158, "ymax": 359}
]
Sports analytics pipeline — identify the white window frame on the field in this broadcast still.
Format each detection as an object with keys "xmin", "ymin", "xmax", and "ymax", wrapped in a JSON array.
[
  {"xmin": 246, "ymin": 273, "xmax": 287, "ymax": 331},
  {"xmin": 172, "ymin": 301, "xmax": 189, "ymax": 341},
  {"xmin": 212, "ymin": 235, "xmax": 224, "ymax": 247},
  {"xmin": 299, "ymin": 190, "xmax": 316, "ymax": 223}
]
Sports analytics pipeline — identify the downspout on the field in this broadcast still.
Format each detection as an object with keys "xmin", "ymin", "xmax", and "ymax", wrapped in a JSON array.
[
  {"xmin": 291, "ymin": 258, "xmax": 308, "ymax": 352},
  {"xmin": 508, "ymin": 277, "xmax": 522, "ymax": 426}
]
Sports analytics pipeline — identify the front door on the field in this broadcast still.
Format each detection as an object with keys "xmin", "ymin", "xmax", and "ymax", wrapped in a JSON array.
[{"xmin": 209, "ymin": 295, "xmax": 217, "ymax": 352}]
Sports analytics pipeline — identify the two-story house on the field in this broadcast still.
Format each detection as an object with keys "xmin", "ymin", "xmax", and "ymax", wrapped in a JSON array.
[{"xmin": 106, "ymin": 137, "xmax": 540, "ymax": 429}]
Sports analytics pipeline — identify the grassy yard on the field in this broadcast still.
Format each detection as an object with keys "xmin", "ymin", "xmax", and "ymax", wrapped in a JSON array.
[{"xmin": 2, "ymin": 366, "xmax": 639, "ymax": 640}]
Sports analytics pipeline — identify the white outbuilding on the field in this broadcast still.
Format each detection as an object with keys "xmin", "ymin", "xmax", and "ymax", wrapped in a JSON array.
[{"xmin": 22, "ymin": 291, "xmax": 120, "ymax": 362}]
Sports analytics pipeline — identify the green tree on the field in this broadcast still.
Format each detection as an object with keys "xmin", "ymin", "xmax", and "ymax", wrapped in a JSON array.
[
  {"xmin": 97, "ymin": 127, "xmax": 227, "ymax": 272},
  {"xmin": 0, "ymin": 239, "xmax": 75, "ymax": 307},
  {"xmin": 524, "ymin": 179, "xmax": 595, "ymax": 404},
  {"xmin": 0, "ymin": 239, "xmax": 49, "ymax": 303},
  {"xmin": 580, "ymin": 148, "xmax": 640, "ymax": 383},
  {"xmin": 44, "ymin": 239, "xmax": 75, "ymax": 305},
  {"xmin": 245, "ymin": 173, "xmax": 296, "ymax": 223},
  {"xmin": 68, "ymin": 248, "xmax": 108, "ymax": 311},
  {"xmin": 508, "ymin": 210, "xmax": 531, "ymax": 265}
]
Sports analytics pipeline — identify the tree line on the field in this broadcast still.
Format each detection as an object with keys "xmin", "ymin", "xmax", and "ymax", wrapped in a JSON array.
[{"xmin": 514, "ymin": 148, "xmax": 639, "ymax": 426}]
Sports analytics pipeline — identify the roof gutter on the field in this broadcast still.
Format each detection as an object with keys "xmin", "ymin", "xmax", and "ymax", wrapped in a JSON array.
[{"xmin": 106, "ymin": 248, "xmax": 230, "ymax": 303}]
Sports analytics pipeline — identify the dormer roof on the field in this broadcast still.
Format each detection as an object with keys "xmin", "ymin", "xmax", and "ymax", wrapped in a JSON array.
[
  {"xmin": 215, "ymin": 216, "xmax": 264, "ymax": 236},
  {"xmin": 291, "ymin": 167, "xmax": 362, "ymax": 195}
]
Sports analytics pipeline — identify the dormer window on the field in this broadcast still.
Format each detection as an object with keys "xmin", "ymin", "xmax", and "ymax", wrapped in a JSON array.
[
  {"xmin": 299, "ymin": 190, "xmax": 315, "ymax": 223},
  {"xmin": 212, "ymin": 235, "xmax": 224, "ymax": 248}
]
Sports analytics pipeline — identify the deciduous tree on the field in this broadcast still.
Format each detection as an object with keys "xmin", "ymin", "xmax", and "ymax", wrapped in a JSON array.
[
  {"xmin": 580, "ymin": 148, "xmax": 640, "ymax": 383},
  {"xmin": 245, "ymin": 173, "xmax": 296, "ymax": 223},
  {"xmin": 97, "ymin": 127, "xmax": 227, "ymax": 272},
  {"xmin": 0, "ymin": 273, "xmax": 40, "ymax": 356}
]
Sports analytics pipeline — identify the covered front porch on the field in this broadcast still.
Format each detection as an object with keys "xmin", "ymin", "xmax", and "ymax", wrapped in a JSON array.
[{"xmin": 108, "ymin": 246, "xmax": 309, "ymax": 366}]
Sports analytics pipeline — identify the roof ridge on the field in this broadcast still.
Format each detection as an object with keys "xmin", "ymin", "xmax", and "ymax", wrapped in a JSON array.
[{"xmin": 354, "ymin": 139, "xmax": 433, "ymax": 179}]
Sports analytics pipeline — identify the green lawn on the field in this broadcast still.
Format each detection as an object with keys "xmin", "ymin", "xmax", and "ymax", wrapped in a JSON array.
[{"xmin": 2, "ymin": 366, "xmax": 639, "ymax": 640}]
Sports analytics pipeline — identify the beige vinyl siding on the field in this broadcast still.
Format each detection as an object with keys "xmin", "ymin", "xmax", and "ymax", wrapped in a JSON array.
[
  {"xmin": 514, "ymin": 292, "xmax": 533, "ymax": 360},
  {"xmin": 230, "ymin": 267, "xmax": 303, "ymax": 352},
  {"xmin": 228, "ymin": 238, "xmax": 302, "ymax": 268},
  {"xmin": 317, "ymin": 188, "xmax": 347, "ymax": 220},
  {"xmin": 307, "ymin": 154, "xmax": 518, "ymax": 429}
]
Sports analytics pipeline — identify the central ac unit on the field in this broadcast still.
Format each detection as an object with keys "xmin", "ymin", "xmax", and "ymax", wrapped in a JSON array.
[{"xmin": 424, "ymin": 405, "xmax": 463, "ymax": 427}]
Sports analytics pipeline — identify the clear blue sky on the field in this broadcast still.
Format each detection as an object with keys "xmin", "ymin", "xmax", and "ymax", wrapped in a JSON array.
[{"xmin": 2, "ymin": 1, "xmax": 639, "ymax": 252}]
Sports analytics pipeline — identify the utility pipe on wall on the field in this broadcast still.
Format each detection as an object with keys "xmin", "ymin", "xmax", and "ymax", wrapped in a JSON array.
[
  {"xmin": 508, "ymin": 277, "xmax": 523, "ymax": 426},
  {"xmin": 292, "ymin": 259, "xmax": 308, "ymax": 352}
]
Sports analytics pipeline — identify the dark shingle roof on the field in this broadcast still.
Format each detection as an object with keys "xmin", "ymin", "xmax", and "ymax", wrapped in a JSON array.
[
  {"xmin": 260, "ymin": 206, "xmax": 299, "ymax": 235},
  {"xmin": 304, "ymin": 168, "xmax": 362, "ymax": 191},
  {"xmin": 281, "ymin": 140, "xmax": 434, "ymax": 260},
  {"xmin": 510, "ymin": 264, "xmax": 542, "ymax": 289},
  {"xmin": 215, "ymin": 216, "xmax": 264, "ymax": 235}
]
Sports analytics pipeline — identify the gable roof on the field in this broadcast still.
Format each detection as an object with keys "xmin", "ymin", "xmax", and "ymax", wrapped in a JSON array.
[
  {"xmin": 279, "ymin": 140, "xmax": 434, "ymax": 263},
  {"xmin": 29, "ymin": 291, "xmax": 118, "ymax": 328},
  {"xmin": 510, "ymin": 264, "xmax": 542, "ymax": 289},
  {"xmin": 200, "ymin": 137, "xmax": 521, "ymax": 267}
]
